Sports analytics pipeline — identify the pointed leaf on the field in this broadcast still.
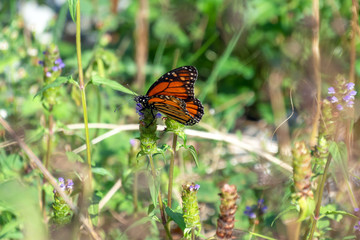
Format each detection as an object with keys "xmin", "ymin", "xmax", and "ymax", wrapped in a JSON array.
[
  {"xmin": 88, "ymin": 191, "xmax": 102, "ymax": 226},
  {"xmin": 67, "ymin": 0, "xmax": 77, "ymax": 22},
  {"xmin": 65, "ymin": 151, "xmax": 84, "ymax": 163},
  {"xmin": 329, "ymin": 141, "xmax": 348, "ymax": 179},
  {"xmin": 34, "ymin": 76, "xmax": 73, "ymax": 99},
  {"xmin": 165, "ymin": 207, "xmax": 186, "ymax": 231},
  {"xmin": 92, "ymin": 167, "xmax": 113, "ymax": 178},
  {"xmin": 187, "ymin": 145, "xmax": 199, "ymax": 167},
  {"xmin": 91, "ymin": 75, "xmax": 135, "ymax": 95}
]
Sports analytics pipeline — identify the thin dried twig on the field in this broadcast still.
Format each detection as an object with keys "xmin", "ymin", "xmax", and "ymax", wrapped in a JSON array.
[
  {"xmin": 0, "ymin": 117, "xmax": 102, "ymax": 240},
  {"xmin": 64, "ymin": 123, "xmax": 291, "ymax": 172},
  {"xmin": 99, "ymin": 179, "xmax": 122, "ymax": 211}
]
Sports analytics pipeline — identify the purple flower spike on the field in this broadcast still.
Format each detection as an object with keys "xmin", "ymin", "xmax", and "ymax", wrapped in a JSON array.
[
  {"xmin": 52, "ymin": 66, "xmax": 59, "ymax": 72},
  {"xmin": 346, "ymin": 101, "xmax": 354, "ymax": 107},
  {"xmin": 155, "ymin": 113, "xmax": 162, "ymax": 119},
  {"xmin": 59, "ymin": 183, "xmax": 66, "ymax": 190},
  {"xmin": 59, "ymin": 62, "xmax": 66, "ymax": 69},
  {"xmin": 38, "ymin": 60, "xmax": 44, "ymax": 65},
  {"xmin": 67, "ymin": 179, "xmax": 74, "ymax": 190},
  {"xmin": 46, "ymin": 72, "xmax": 52, "ymax": 77},
  {"xmin": 355, "ymin": 208, "xmax": 360, "ymax": 212},
  {"xmin": 258, "ymin": 199, "xmax": 264, "ymax": 204},
  {"xmin": 67, "ymin": 179, "xmax": 74, "ymax": 186},
  {"xmin": 130, "ymin": 139, "xmax": 137, "ymax": 147},
  {"xmin": 194, "ymin": 184, "xmax": 200, "ymax": 190},
  {"xmin": 136, "ymin": 103, "xmax": 143, "ymax": 111},
  {"xmin": 58, "ymin": 177, "xmax": 64, "ymax": 183},
  {"xmin": 54, "ymin": 58, "xmax": 63, "ymax": 65},
  {"xmin": 343, "ymin": 95, "xmax": 353, "ymax": 102},
  {"xmin": 328, "ymin": 87, "xmax": 335, "ymax": 94},
  {"xmin": 346, "ymin": 82, "xmax": 355, "ymax": 90},
  {"xmin": 350, "ymin": 90, "xmax": 357, "ymax": 96},
  {"xmin": 329, "ymin": 96, "xmax": 338, "ymax": 103},
  {"xmin": 336, "ymin": 104, "xmax": 344, "ymax": 111}
]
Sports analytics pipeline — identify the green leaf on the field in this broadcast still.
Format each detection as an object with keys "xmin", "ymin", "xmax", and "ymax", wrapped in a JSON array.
[
  {"xmin": 187, "ymin": 145, "xmax": 199, "ymax": 167},
  {"xmin": 34, "ymin": 76, "xmax": 73, "ymax": 99},
  {"xmin": 65, "ymin": 151, "xmax": 84, "ymax": 163},
  {"xmin": 91, "ymin": 75, "xmax": 135, "ymax": 95},
  {"xmin": 148, "ymin": 172, "xmax": 159, "ymax": 208},
  {"xmin": 271, "ymin": 205, "xmax": 297, "ymax": 226},
  {"xmin": 0, "ymin": 219, "xmax": 23, "ymax": 239},
  {"xmin": 92, "ymin": 167, "xmax": 113, "ymax": 178},
  {"xmin": 165, "ymin": 207, "xmax": 186, "ymax": 231},
  {"xmin": 88, "ymin": 191, "xmax": 101, "ymax": 226},
  {"xmin": 67, "ymin": 0, "xmax": 77, "ymax": 23},
  {"xmin": 247, "ymin": 231, "xmax": 278, "ymax": 240},
  {"xmin": 329, "ymin": 141, "xmax": 348, "ymax": 179}
]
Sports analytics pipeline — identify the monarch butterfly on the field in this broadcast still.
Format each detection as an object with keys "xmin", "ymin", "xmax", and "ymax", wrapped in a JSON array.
[{"xmin": 135, "ymin": 66, "xmax": 204, "ymax": 126}]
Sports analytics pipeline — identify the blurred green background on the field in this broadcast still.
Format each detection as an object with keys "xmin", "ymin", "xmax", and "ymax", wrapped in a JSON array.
[{"xmin": 0, "ymin": 0, "xmax": 358, "ymax": 239}]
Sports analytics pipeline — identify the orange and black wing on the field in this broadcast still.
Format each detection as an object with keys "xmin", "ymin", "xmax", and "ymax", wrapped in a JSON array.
[
  {"xmin": 184, "ymin": 98, "xmax": 204, "ymax": 124},
  {"xmin": 148, "ymin": 95, "xmax": 204, "ymax": 125},
  {"xmin": 148, "ymin": 95, "xmax": 204, "ymax": 126},
  {"xmin": 146, "ymin": 66, "xmax": 197, "ymax": 101}
]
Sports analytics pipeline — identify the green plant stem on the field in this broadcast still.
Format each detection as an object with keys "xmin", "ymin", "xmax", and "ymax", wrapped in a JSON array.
[
  {"xmin": 42, "ymin": 108, "xmax": 53, "ymax": 217},
  {"xmin": 166, "ymin": 134, "xmax": 177, "ymax": 234},
  {"xmin": 249, "ymin": 223, "xmax": 256, "ymax": 240},
  {"xmin": 76, "ymin": 0, "xmax": 92, "ymax": 188},
  {"xmin": 148, "ymin": 154, "xmax": 172, "ymax": 240},
  {"xmin": 308, "ymin": 155, "xmax": 331, "ymax": 239},
  {"xmin": 167, "ymin": 133, "xmax": 177, "ymax": 208},
  {"xmin": 133, "ymin": 171, "xmax": 139, "ymax": 213}
]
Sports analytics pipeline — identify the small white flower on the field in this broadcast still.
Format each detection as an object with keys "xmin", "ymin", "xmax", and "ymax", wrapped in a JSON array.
[
  {"xmin": 0, "ymin": 41, "xmax": 9, "ymax": 51},
  {"xmin": 27, "ymin": 47, "xmax": 38, "ymax": 57},
  {"xmin": 0, "ymin": 109, "xmax": 8, "ymax": 119}
]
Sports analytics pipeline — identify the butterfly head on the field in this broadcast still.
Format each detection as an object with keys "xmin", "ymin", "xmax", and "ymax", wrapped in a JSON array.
[{"xmin": 134, "ymin": 95, "xmax": 150, "ymax": 108}]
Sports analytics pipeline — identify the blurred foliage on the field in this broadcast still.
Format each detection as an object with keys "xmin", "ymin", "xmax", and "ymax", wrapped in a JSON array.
[{"xmin": 0, "ymin": 0, "xmax": 359, "ymax": 239}]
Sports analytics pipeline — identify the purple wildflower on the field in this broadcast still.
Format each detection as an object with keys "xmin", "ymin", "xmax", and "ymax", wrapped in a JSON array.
[
  {"xmin": 328, "ymin": 87, "xmax": 335, "ymax": 94},
  {"xmin": 46, "ymin": 72, "xmax": 52, "ymax": 77},
  {"xmin": 343, "ymin": 94, "xmax": 354, "ymax": 102},
  {"xmin": 66, "ymin": 179, "xmax": 74, "ymax": 190},
  {"xmin": 52, "ymin": 66, "xmax": 59, "ymax": 72},
  {"xmin": 54, "ymin": 177, "xmax": 74, "ymax": 193},
  {"xmin": 328, "ymin": 80, "xmax": 357, "ymax": 112},
  {"xmin": 346, "ymin": 101, "xmax": 355, "ymax": 107},
  {"xmin": 244, "ymin": 199, "xmax": 267, "ymax": 220},
  {"xmin": 336, "ymin": 104, "xmax": 344, "ymax": 111},
  {"xmin": 59, "ymin": 62, "xmax": 66, "ymax": 69},
  {"xmin": 355, "ymin": 221, "xmax": 360, "ymax": 231},
  {"xmin": 189, "ymin": 183, "xmax": 200, "ymax": 191},
  {"xmin": 38, "ymin": 60, "xmax": 44, "ymax": 65},
  {"xmin": 346, "ymin": 82, "xmax": 355, "ymax": 90},
  {"xmin": 329, "ymin": 96, "xmax": 338, "ymax": 103},
  {"xmin": 136, "ymin": 103, "xmax": 145, "ymax": 120},
  {"xmin": 350, "ymin": 90, "xmax": 357, "ymax": 96},
  {"xmin": 54, "ymin": 58, "xmax": 63, "ymax": 65},
  {"xmin": 155, "ymin": 113, "xmax": 162, "ymax": 119},
  {"xmin": 130, "ymin": 139, "xmax": 137, "ymax": 147},
  {"xmin": 59, "ymin": 183, "xmax": 66, "ymax": 190},
  {"xmin": 244, "ymin": 206, "xmax": 257, "ymax": 219}
]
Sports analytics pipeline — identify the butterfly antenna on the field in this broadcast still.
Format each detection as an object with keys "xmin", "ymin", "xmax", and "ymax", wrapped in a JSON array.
[
  {"xmin": 114, "ymin": 84, "xmax": 139, "ymax": 112},
  {"xmin": 126, "ymin": 83, "xmax": 138, "ymax": 97}
]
